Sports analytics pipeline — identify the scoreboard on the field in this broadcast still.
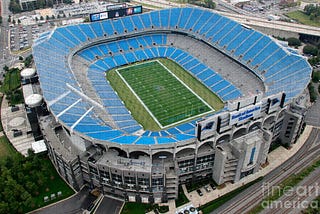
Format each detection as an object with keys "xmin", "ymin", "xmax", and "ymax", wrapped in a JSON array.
[{"xmin": 90, "ymin": 6, "xmax": 142, "ymax": 22}]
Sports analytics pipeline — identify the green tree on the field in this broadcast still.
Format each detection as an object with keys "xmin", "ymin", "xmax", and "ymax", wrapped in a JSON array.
[
  {"xmin": 312, "ymin": 71, "xmax": 320, "ymax": 82},
  {"xmin": 46, "ymin": 15, "xmax": 49, "ymax": 20},
  {"xmin": 287, "ymin": 37, "xmax": 301, "ymax": 47},
  {"xmin": 24, "ymin": 54, "xmax": 33, "ymax": 67},
  {"xmin": 204, "ymin": 0, "xmax": 216, "ymax": 9},
  {"xmin": 0, "ymin": 16, "xmax": 2, "ymax": 25},
  {"xmin": 40, "ymin": 16, "xmax": 44, "ymax": 21},
  {"xmin": 303, "ymin": 45, "xmax": 319, "ymax": 56},
  {"xmin": 0, "ymin": 202, "xmax": 9, "ymax": 213},
  {"xmin": 35, "ymin": 16, "xmax": 39, "ymax": 22},
  {"xmin": 3, "ymin": 65, "xmax": 9, "ymax": 72},
  {"xmin": 9, "ymin": 0, "xmax": 21, "ymax": 13},
  {"xmin": 36, "ymin": 0, "xmax": 46, "ymax": 8},
  {"xmin": 308, "ymin": 83, "xmax": 317, "ymax": 102}
]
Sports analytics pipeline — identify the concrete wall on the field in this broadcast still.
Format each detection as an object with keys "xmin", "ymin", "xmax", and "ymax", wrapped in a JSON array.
[{"xmin": 250, "ymin": 25, "xmax": 300, "ymax": 39}]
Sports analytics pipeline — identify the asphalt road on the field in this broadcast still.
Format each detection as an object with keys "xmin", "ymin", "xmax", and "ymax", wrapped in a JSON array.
[
  {"xmin": 34, "ymin": 186, "xmax": 97, "ymax": 214},
  {"xmin": 212, "ymin": 127, "xmax": 320, "ymax": 214},
  {"xmin": 94, "ymin": 196, "xmax": 124, "ymax": 214}
]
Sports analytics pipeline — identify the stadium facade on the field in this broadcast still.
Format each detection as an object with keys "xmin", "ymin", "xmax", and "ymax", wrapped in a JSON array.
[{"xmin": 30, "ymin": 7, "xmax": 312, "ymax": 203}]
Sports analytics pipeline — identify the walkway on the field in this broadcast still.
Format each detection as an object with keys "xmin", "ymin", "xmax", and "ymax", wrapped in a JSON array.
[{"xmin": 1, "ymin": 95, "xmax": 35, "ymax": 156}]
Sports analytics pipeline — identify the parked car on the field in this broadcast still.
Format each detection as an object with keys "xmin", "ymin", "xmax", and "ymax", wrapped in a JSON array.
[
  {"xmin": 210, "ymin": 183, "xmax": 216, "ymax": 190},
  {"xmin": 196, "ymin": 189, "xmax": 203, "ymax": 196},
  {"xmin": 204, "ymin": 185, "xmax": 211, "ymax": 193}
]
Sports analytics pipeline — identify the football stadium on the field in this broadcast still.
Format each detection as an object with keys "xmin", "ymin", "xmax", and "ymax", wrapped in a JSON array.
[{"xmin": 30, "ymin": 7, "xmax": 312, "ymax": 202}]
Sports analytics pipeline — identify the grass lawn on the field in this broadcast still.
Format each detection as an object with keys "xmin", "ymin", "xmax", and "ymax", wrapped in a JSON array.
[
  {"xmin": 1, "ymin": 68, "xmax": 21, "ymax": 94},
  {"xmin": 0, "ymin": 68, "xmax": 24, "ymax": 105},
  {"xmin": 107, "ymin": 58, "xmax": 223, "ymax": 130},
  {"xmin": 199, "ymin": 177, "xmax": 263, "ymax": 214},
  {"xmin": 118, "ymin": 60, "xmax": 212, "ymax": 127},
  {"xmin": 24, "ymin": 157, "xmax": 75, "ymax": 212},
  {"xmin": 158, "ymin": 59, "xmax": 224, "ymax": 111},
  {"xmin": 121, "ymin": 202, "xmax": 168, "ymax": 214},
  {"xmin": 286, "ymin": 11, "xmax": 320, "ymax": 27},
  {"xmin": 0, "ymin": 136, "xmax": 18, "ymax": 161},
  {"xmin": 175, "ymin": 185, "xmax": 190, "ymax": 207}
]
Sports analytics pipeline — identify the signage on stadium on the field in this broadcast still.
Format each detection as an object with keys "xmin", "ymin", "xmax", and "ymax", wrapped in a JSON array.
[
  {"xmin": 196, "ymin": 115, "xmax": 218, "ymax": 141},
  {"xmin": 229, "ymin": 104, "xmax": 261, "ymax": 125},
  {"xmin": 90, "ymin": 5, "xmax": 142, "ymax": 22}
]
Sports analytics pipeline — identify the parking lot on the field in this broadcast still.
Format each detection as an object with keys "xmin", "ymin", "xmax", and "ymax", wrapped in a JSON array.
[{"xmin": 9, "ymin": 22, "xmax": 51, "ymax": 52}]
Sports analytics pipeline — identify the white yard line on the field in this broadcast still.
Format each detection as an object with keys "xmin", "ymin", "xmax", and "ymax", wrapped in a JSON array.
[
  {"xmin": 115, "ymin": 68, "xmax": 164, "ymax": 129},
  {"xmin": 156, "ymin": 59, "xmax": 215, "ymax": 111},
  {"xmin": 116, "ymin": 60, "xmax": 215, "ymax": 129}
]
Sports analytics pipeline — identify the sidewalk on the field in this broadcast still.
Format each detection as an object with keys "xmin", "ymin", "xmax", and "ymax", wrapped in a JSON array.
[{"xmin": 1, "ymin": 95, "xmax": 35, "ymax": 156}]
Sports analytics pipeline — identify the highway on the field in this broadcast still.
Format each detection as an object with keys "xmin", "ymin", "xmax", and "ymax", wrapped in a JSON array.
[
  {"xmin": 134, "ymin": 0, "xmax": 320, "ymax": 37},
  {"xmin": 212, "ymin": 127, "xmax": 320, "ymax": 214},
  {"xmin": 216, "ymin": 11, "xmax": 320, "ymax": 37}
]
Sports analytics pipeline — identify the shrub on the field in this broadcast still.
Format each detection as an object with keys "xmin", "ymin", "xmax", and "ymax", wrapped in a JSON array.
[
  {"xmin": 312, "ymin": 71, "xmax": 320, "ymax": 82},
  {"xmin": 287, "ymin": 37, "xmax": 301, "ymax": 47},
  {"xmin": 303, "ymin": 45, "xmax": 318, "ymax": 56}
]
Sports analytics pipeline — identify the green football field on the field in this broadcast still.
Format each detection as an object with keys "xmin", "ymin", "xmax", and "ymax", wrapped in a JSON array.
[{"xmin": 116, "ymin": 60, "xmax": 213, "ymax": 127}]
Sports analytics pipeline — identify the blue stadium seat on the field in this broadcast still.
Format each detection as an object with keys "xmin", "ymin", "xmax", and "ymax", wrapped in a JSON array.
[
  {"xmin": 194, "ymin": 12, "xmax": 213, "ymax": 33},
  {"xmin": 118, "ymin": 40, "xmax": 130, "ymax": 51},
  {"xmin": 140, "ymin": 13, "xmax": 152, "ymax": 29},
  {"xmin": 219, "ymin": 25, "xmax": 242, "ymax": 47},
  {"xmin": 91, "ymin": 22, "xmax": 104, "ymax": 37},
  {"xmin": 205, "ymin": 17, "xmax": 229, "ymax": 39},
  {"xmin": 131, "ymin": 15, "xmax": 144, "ymax": 30},
  {"xmin": 199, "ymin": 14, "xmax": 221, "ymax": 35},
  {"xmin": 78, "ymin": 24, "xmax": 96, "ymax": 39},
  {"xmin": 211, "ymin": 22, "xmax": 237, "ymax": 43},
  {"xmin": 250, "ymin": 42, "xmax": 279, "ymax": 68},
  {"xmin": 234, "ymin": 31, "xmax": 263, "ymax": 57},
  {"xmin": 111, "ymin": 136, "xmax": 139, "ymax": 144},
  {"xmin": 101, "ymin": 20, "xmax": 114, "ymax": 36},
  {"xmin": 150, "ymin": 10, "xmax": 161, "ymax": 28},
  {"xmin": 169, "ymin": 8, "xmax": 181, "ymax": 28},
  {"xmin": 135, "ymin": 137, "xmax": 156, "ymax": 145},
  {"xmin": 160, "ymin": 9, "xmax": 169, "ymax": 27},
  {"xmin": 177, "ymin": 8, "xmax": 192, "ymax": 29},
  {"xmin": 184, "ymin": 9, "xmax": 202, "ymax": 30},
  {"xmin": 57, "ymin": 27, "xmax": 81, "ymax": 46},
  {"xmin": 112, "ymin": 19, "xmax": 125, "ymax": 34},
  {"xmin": 121, "ymin": 17, "xmax": 135, "ymax": 32}
]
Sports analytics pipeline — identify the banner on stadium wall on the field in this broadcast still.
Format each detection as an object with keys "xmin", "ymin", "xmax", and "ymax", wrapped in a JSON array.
[
  {"xmin": 196, "ymin": 115, "xmax": 218, "ymax": 141},
  {"xmin": 90, "ymin": 5, "xmax": 142, "ymax": 22},
  {"xmin": 267, "ymin": 92, "xmax": 284, "ymax": 113},
  {"xmin": 229, "ymin": 103, "xmax": 262, "ymax": 126}
]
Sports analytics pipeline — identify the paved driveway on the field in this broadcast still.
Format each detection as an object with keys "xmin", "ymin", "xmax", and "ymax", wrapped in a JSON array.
[
  {"xmin": 34, "ymin": 186, "xmax": 97, "ymax": 214},
  {"xmin": 94, "ymin": 196, "xmax": 124, "ymax": 214}
]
